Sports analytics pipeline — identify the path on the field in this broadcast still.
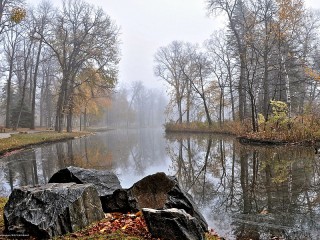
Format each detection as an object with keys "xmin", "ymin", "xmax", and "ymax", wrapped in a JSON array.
[{"xmin": 0, "ymin": 130, "xmax": 43, "ymax": 139}]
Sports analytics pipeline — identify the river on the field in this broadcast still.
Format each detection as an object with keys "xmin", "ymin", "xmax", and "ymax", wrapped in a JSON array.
[{"xmin": 0, "ymin": 128, "xmax": 319, "ymax": 239}]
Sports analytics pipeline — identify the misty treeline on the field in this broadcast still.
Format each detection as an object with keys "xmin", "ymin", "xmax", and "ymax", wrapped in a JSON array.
[
  {"xmin": 155, "ymin": 0, "xmax": 320, "ymax": 132},
  {"xmin": 105, "ymin": 81, "xmax": 166, "ymax": 128},
  {"xmin": 0, "ymin": 0, "xmax": 130, "ymax": 132}
]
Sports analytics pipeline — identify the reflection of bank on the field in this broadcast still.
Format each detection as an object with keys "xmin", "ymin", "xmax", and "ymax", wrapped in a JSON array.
[
  {"xmin": 165, "ymin": 133, "xmax": 320, "ymax": 240},
  {"xmin": 1, "ymin": 149, "xmax": 42, "ymax": 196},
  {"xmin": 0, "ymin": 128, "xmax": 169, "ymax": 194}
]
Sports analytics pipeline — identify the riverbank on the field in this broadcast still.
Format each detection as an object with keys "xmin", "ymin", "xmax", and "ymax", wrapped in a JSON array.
[
  {"xmin": 0, "ymin": 130, "xmax": 90, "ymax": 157},
  {"xmin": 0, "ymin": 197, "xmax": 220, "ymax": 239},
  {"xmin": 165, "ymin": 121, "xmax": 320, "ymax": 146},
  {"xmin": 165, "ymin": 122, "xmax": 238, "ymax": 135}
]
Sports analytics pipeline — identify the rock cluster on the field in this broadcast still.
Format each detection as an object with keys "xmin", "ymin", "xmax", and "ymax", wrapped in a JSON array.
[
  {"xmin": 4, "ymin": 168, "xmax": 208, "ymax": 239},
  {"xmin": 103, "ymin": 172, "xmax": 207, "ymax": 232}
]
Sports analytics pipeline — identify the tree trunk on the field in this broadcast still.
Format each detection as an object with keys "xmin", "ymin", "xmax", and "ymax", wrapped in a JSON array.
[
  {"xmin": 66, "ymin": 79, "xmax": 75, "ymax": 132},
  {"xmin": 186, "ymin": 80, "xmax": 191, "ymax": 124},
  {"xmin": 31, "ymin": 40, "xmax": 43, "ymax": 129},
  {"xmin": 282, "ymin": 55, "xmax": 291, "ymax": 118},
  {"xmin": 249, "ymin": 93, "xmax": 257, "ymax": 132},
  {"xmin": 202, "ymin": 95, "xmax": 212, "ymax": 126},
  {"xmin": 239, "ymin": 52, "xmax": 247, "ymax": 121},
  {"xmin": 219, "ymin": 88, "xmax": 223, "ymax": 126},
  {"xmin": 5, "ymin": 57, "xmax": 14, "ymax": 128},
  {"xmin": 84, "ymin": 107, "xmax": 87, "ymax": 130},
  {"xmin": 177, "ymin": 95, "xmax": 183, "ymax": 124},
  {"xmin": 15, "ymin": 71, "xmax": 28, "ymax": 130},
  {"xmin": 39, "ymin": 75, "xmax": 44, "ymax": 128},
  {"xmin": 228, "ymin": 72, "xmax": 235, "ymax": 121},
  {"xmin": 55, "ymin": 98, "xmax": 64, "ymax": 132},
  {"xmin": 262, "ymin": 18, "xmax": 271, "ymax": 121},
  {"xmin": 55, "ymin": 76, "xmax": 68, "ymax": 132},
  {"xmin": 66, "ymin": 112, "xmax": 72, "ymax": 132},
  {"xmin": 263, "ymin": 51, "xmax": 270, "ymax": 120}
]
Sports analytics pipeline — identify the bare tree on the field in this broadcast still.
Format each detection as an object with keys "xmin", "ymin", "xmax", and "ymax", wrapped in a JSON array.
[
  {"xmin": 207, "ymin": 0, "xmax": 253, "ymax": 121},
  {"xmin": 206, "ymin": 31, "xmax": 237, "ymax": 123},
  {"xmin": 3, "ymin": 24, "xmax": 21, "ymax": 128},
  {"xmin": 154, "ymin": 41, "xmax": 186, "ymax": 124},
  {"xmin": 14, "ymin": 31, "xmax": 33, "ymax": 130},
  {"xmin": 180, "ymin": 46, "xmax": 213, "ymax": 125},
  {"xmin": 39, "ymin": 0, "xmax": 120, "ymax": 132},
  {"xmin": 29, "ymin": 1, "xmax": 53, "ymax": 129}
]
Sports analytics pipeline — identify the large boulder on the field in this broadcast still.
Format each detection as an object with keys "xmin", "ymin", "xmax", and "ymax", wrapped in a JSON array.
[
  {"xmin": 142, "ymin": 208, "xmax": 205, "ymax": 240},
  {"xmin": 102, "ymin": 172, "xmax": 208, "ymax": 232},
  {"xmin": 48, "ymin": 166, "xmax": 122, "ymax": 196},
  {"xmin": 4, "ymin": 183, "xmax": 104, "ymax": 239}
]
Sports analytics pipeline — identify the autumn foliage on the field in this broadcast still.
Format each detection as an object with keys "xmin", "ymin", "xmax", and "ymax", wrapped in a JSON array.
[
  {"xmin": 10, "ymin": 7, "xmax": 26, "ymax": 23},
  {"xmin": 59, "ymin": 212, "xmax": 156, "ymax": 239}
]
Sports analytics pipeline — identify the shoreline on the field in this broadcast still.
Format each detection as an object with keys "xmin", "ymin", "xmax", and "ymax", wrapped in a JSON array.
[
  {"xmin": 165, "ymin": 123, "xmax": 320, "ymax": 147},
  {"xmin": 0, "ymin": 131, "xmax": 91, "ymax": 157}
]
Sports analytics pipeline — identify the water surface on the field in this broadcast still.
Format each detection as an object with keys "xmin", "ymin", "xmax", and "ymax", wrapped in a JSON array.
[{"xmin": 0, "ymin": 129, "xmax": 319, "ymax": 239}]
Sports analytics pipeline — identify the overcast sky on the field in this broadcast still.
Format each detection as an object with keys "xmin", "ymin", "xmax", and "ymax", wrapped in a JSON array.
[
  {"xmin": 27, "ymin": 0, "xmax": 320, "ymax": 90},
  {"xmin": 79, "ymin": 0, "xmax": 218, "ymax": 90}
]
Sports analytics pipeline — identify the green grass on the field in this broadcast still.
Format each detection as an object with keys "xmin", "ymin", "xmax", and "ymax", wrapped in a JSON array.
[
  {"xmin": 57, "ymin": 231, "xmax": 143, "ymax": 240},
  {"xmin": 0, "ymin": 197, "xmax": 8, "ymax": 231},
  {"xmin": 0, "ymin": 131, "xmax": 89, "ymax": 156},
  {"xmin": 59, "ymin": 233, "xmax": 220, "ymax": 240}
]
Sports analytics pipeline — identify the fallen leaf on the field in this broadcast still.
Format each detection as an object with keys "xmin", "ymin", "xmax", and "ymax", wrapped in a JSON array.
[
  {"xmin": 135, "ymin": 211, "xmax": 142, "ymax": 217},
  {"xmin": 121, "ymin": 224, "xmax": 128, "ymax": 230}
]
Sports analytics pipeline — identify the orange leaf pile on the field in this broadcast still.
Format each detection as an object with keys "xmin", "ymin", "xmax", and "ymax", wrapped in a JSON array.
[{"xmin": 67, "ymin": 211, "xmax": 160, "ymax": 239}]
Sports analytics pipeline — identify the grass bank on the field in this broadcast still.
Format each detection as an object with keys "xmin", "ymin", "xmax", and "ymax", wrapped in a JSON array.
[
  {"xmin": 0, "ymin": 131, "xmax": 90, "ymax": 156},
  {"xmin": 0, "ymin": 197, "xmax": 7, "ymax": 231},
  {"xmin": 165, "ymin": 118, "xmax": 320, "ymax": 146},
  {"xmin": 165, "ymin": 121, "xmax": 242, "ymax": 135}
]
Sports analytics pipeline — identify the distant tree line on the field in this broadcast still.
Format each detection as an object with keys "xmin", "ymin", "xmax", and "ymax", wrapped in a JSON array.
[
  {"xmin": 155, "ymin": 0, "xmax": 320, "ymax": 132},
  {"xmin": 104, "ymin": 81, "xmax": 167, "ymax": 128},
  {"xmin": 0, "ymin": 0, "xmax": 120, "ymax": 132}
]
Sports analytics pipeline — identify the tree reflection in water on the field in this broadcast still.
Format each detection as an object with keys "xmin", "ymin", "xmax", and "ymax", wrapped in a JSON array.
[
  {"xmin": 0, "ymin": 129, "xmax": 168, "ymax": 192},
  {"xmin": 165, "ymin": 133, "xmax": 320, "ymax": 240},
  {"xmin": 0, "ymin": 130, "xmax": 320, "ymax": 239}
]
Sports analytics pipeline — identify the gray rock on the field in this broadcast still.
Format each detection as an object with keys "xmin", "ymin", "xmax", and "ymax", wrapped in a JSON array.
[
  {"xmin": 48, "ymin": 166, "xmax": 122, "ymax": 196},
  {"xmin": 130, "ymin": 172, "xmax": 208, "ymax": 232},
  {"xmin": 4, "ymin": 183, "xmax": 104, "ymax": 239},
  {"xmin": 100, "ymin": 189, "xmax": 133, "ymax": 213},
  {"xmin": 142, "ymin": 208, "xmax": 205, "ymax": 240},
  {"xmin": 129, "ymin": 172, "xmax": 175, "ymax": 210},
  {"xmin": 101, "ymin": 172, "xmax": 208, "ymax": 232}
]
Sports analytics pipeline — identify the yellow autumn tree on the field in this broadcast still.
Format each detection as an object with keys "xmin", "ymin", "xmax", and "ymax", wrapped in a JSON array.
[
  {"xmin": 10, "ymin": 7, "xmax": 26, "ymax": 23},
  {"xmin": 273, "ymin": 0, "xmax": 305, "ymax": 117},
  {"xmin": 305, "ymin": 66, "xmax": 320, "ymax": 81},
  {"xmin": 74, "ymin": 67, "xmax": 114, "ymax": 130},
  {"xmin": 276, "ymin": 0, "xmax": 304, "ymax": 38}
]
